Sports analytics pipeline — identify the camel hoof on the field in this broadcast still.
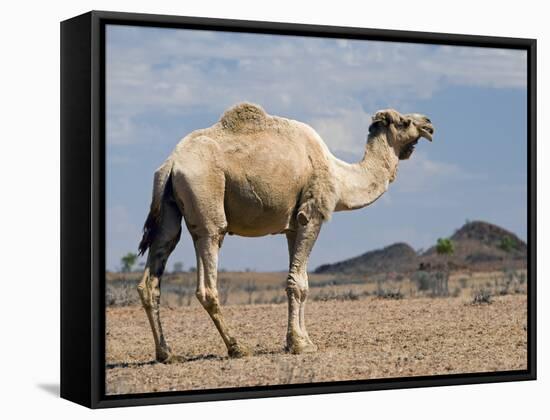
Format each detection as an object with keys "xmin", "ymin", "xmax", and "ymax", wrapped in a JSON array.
[
  {"xmin": 228, "ymin": 343, "xmax": 250, "ymax": 358},
  {"xmin": 156, "ymin": 348, "xmax": 176, "ymax": 364},
  {"xmin": 286, "ymin": 339, "xmax": 318, "ymax": 354}
]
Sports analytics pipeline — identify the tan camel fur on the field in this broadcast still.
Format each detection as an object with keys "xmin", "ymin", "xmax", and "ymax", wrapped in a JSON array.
[{"xmin": 137, "ymin": 102, "xmax": 434, "ymax": 362}]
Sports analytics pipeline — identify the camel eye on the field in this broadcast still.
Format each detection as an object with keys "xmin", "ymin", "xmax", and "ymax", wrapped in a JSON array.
[{"xmin": 425, "ymin": 118, "xmax": 431, "ymax": 123}]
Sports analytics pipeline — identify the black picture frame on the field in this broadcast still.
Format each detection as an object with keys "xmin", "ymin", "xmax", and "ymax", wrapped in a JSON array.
[{"xmin": 60, "ymin": 10, "xmax": 537, "ymax": 409}]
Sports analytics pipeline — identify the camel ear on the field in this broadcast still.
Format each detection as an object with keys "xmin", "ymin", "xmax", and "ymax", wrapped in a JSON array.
[
  {"xmin": 371, "ymin": 112, "xmax": 387, "ymax": 126},
  {"xmin": 372, "ymin": 110, "xmax": 399, "ymax": 126}
]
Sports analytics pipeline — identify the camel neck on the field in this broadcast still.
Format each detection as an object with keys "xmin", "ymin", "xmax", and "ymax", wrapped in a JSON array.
[{"xmin": 333, "ymin": 133, "xmax": 399, "ymax": 212}]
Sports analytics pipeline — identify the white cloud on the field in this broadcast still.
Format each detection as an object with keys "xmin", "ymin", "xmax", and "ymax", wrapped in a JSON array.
[
  {"xmin": 394, "ymin": 151, "xmax": 481, "ymax": 194},
  {"xmin": 106, "ymin": 114, "xmax": 134, "ymax": 145},
  {"xmin": 419, "ymin": 46, "xmax": 527, "ymax": 89},
  {"xmin": 105, "ymin": 26, "xmax": 527, "ymax": 150},
  {"xmin": 308, "ymin": 105, "xmax": 371, "ymax": 153}
]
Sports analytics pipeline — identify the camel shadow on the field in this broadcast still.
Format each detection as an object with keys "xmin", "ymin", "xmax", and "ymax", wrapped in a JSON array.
[
  {"xmin": 106, "ymin": 360, "xmax": 158, "ymax": 369},
  {"xmin": 106, "ymin": 347, "xmax": 291, "ymax": 369},
  {"xmin": 182, "ymin": 353, "xmax": 224, "ymax": 362},
  {"xmin": 254, "ymin": 348, "xmax": 283, "ymax": 356},
  {"xmin": 106, "ymin": 353, "xmax": 224, "ymax": 369}
]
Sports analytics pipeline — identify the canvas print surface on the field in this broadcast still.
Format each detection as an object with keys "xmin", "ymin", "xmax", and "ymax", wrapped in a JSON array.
[{"xmin": 105, "ymin": 24, "xmax": 528, "ymax": 395}]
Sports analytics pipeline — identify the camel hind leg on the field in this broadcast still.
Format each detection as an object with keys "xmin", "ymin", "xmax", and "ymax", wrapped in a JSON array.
[
  {"xmin": 193, "ymin": 234, "xmax": 250, "ymax": 358},
  {"xmin": 173, "ymin": 163, "xmax": 250, "ymax": 359},
  {"xmin": 137, "ymin": 197, "xmax": 182, "ymax": 363}
]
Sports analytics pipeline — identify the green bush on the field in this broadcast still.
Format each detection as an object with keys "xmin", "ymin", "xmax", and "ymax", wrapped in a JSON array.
[
  {"xmin": 436, "ymin": 238, "xmax": 454, "ymax": 255},
  {"xmin": 413, "ymin": 271, "xmax": 432, "ymax": 291},
  {"xmin": 499, "ymin": 236, "xmax": 518, "ymax": 252}
]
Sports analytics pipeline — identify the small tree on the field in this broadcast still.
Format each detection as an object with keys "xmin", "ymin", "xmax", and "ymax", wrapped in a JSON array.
[
  {"xmin": 173, "ymin": 261, "xmax": 184, "ymax": 273},
  {"xmin": 243, "ymin": 279, "xmax": 257, "ymax": 305},
  {"xmin": 218, "ymin": 278, "xmax": 231, "ymax": 305},
  {"xmin": 413, "ymin": 270, "xmax": 432, "ymax": 292},
  {"xmin": 499, "ymin": 236, "xmax": 517, "ymax": 252},
  {"xmin": 436, "ymin": 238, "xmax": 454, "ymax": 296},
  {"xmin": 436, "ymin": 237, "xmax": 454, "ymax": 255},
  {"xmin": 120, "ymin": 252, "xmax": 138, "ymax": 273},
  {"xmin": 177, "ymin": 276, "xmax": 194, "ymax": 306}
]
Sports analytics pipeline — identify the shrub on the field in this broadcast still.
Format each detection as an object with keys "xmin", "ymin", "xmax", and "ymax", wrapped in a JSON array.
[
  {"xmin": 169, "ymin": 278, "xmax": 194, "ymax": 306},
  {"xmin": 106, "ymin": 279, "xmax": 140, "ymax": 306},
  {"xmin": 172, "ymin": 261, "xmax": 184, "ymax": 273},
  {"xmin": 499, "ymin": 236, "xmax": 518, "ymax": 252},
  {"xmin": 253, "ymin": 293, "xmax": 266, "ymax": 304},
  {"xmin": 310, "ymin": 277, "xmax": 365, "ymax": 288},
  {"xmin": 375, "ymin": 288, "xmax": 404, "ymax": 300},
  {"xmin": 412, "ymin": 271, "xmax": 448, "ymax": 297},
  {"xmin": 270, "ymin": 295, "xmax": 287, "ymax": 304},
  {"xmin": 436, "ymin": 238, "xmax": 454, "ymax": 255},
  {"xmin": 413, "ymin": 271, "xmax": 432, "ymax": 291},
  {"xmin": 472, "ymin": 289, "xmax": 493, "ymax": 305},
  {"xmin": 243, "ymin": 279, "xmax": 258, "ymax": 305},
  {"xmin": 218, "ymin": 278, "xmax": 231, "ymax": 305},
  {"xmin": 313, "ymin": 289, "xmax": 360, "ymax": 302}
]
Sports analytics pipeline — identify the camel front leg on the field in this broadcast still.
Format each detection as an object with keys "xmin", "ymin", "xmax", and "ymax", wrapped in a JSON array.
[
  {"xmin": 286, "ymin": 231, "xmax": 314, "ymax": 347},
  {"xmin": 194, "ymin": 235, "xmax": 250, "ymax": 358},
  {"xmin": 285, "ymin": 220, "xmax": 321, "ymax": 354}
]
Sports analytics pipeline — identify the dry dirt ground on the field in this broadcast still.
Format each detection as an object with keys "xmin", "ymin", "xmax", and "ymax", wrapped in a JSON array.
[{"xmin": 106, "ymin": 295, "xmax": 527, "ymax": 395}]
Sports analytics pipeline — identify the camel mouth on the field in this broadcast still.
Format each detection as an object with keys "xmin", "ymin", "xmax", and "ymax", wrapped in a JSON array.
[
  {"xmin": 399, "ymin": 140, "xmax": 418, "ymax": 160},
  {"xmin": 419, "ymin": 125, "xmax": 434, "ymax": 141}
]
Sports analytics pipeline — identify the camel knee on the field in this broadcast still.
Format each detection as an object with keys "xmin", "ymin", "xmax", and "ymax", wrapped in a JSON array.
[
  {"xmin": 137, "ymin": 274, "xmax": 151, "ymax": 308},
  {"xmin": 137, "ymin": 271, "xmax": 161, "ymax": 309},
  {"xmin": 196, "ymin": 287, "xmax": 219, "ymax": 310},
  {"xmin": 286, "ymin": 274, "xmax": 308, "ymax": 301},
  {"xmin": 300, "ymin": 287, "xmax": 309, "ymax": 302}
]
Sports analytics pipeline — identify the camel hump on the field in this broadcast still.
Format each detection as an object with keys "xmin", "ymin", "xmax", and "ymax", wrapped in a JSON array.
[{"xmin": 219, "ymin": 102, "xmax": 269, "ymax": 132}]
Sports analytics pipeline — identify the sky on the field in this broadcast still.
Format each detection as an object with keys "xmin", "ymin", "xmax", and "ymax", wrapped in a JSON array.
[{"xmin": 106, "ymin": 24, "xmax": 527, "ymax": 272}]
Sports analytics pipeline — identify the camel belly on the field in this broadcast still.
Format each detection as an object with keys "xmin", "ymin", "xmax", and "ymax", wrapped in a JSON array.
[
  {"xmin": 224, "ymin": 178, "xmax": 299, "ymax": 237},
  {"xmin": 226, "ymin": 215, "xmax": 291, "ymax": 237}
]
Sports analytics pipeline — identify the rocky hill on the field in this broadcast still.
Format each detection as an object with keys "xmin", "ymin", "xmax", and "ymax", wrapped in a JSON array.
[
  {"xmin": 315, "ymin": 243, "xmax": 418, "ymax": 275},
  {"xmin": 420, "ymin": 221, "xmax": 527, "ymax": 271},
  {"xmin": 314, "ymin": 221, "xmax": 527, "ymax": 274}
]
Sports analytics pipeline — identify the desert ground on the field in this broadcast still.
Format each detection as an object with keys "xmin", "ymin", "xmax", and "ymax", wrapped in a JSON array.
[{"xmin": 105, "ymin": 270, "xmax": 527, "ymax": 395}]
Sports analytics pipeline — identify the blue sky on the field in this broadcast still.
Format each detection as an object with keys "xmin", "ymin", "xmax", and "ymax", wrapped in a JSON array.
[{"xmin": 106, "ymin": 25, "xmax": 527, "ymax": 272}]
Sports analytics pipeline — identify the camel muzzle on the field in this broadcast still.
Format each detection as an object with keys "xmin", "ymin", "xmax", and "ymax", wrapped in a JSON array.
[{"xmin": 419, "ymin": 125, "xmax": 434, "ymax": 141}]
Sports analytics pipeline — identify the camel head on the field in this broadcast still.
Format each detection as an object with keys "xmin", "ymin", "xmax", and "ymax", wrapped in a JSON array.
[{"xmin": 369, "ymin": 109, "xmax": 434, "ymax": 160}]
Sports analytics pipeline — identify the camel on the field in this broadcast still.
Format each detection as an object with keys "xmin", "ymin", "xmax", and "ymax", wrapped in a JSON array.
[{"xmin": 136, "ymin": 102, "xmax": 434, "ymax": 362}]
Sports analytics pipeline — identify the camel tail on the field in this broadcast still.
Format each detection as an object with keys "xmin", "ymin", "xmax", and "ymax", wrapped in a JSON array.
[{"xmin": 138, "ymin": 158, "xmax": 174, "ymax": 256}]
